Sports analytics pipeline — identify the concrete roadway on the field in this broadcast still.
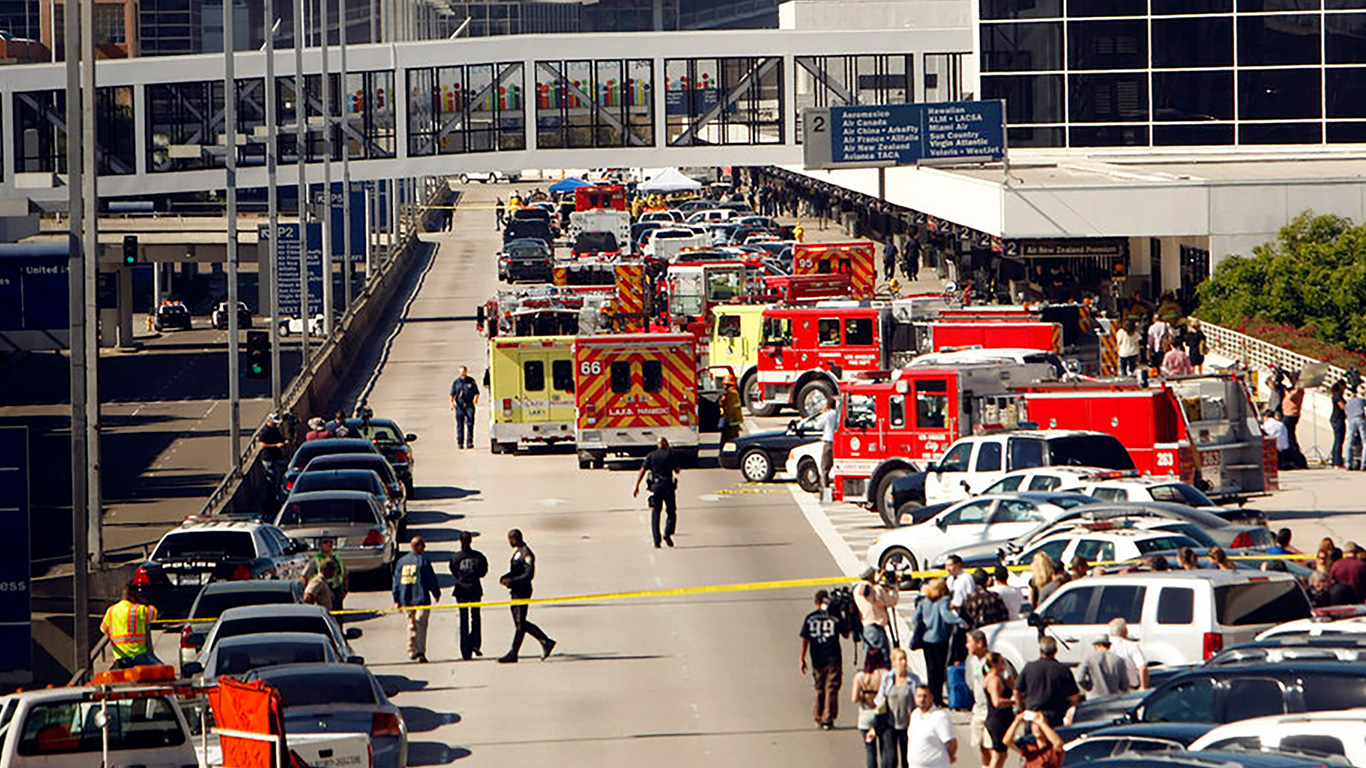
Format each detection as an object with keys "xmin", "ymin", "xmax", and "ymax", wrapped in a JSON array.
[{"xmin": 325, "ymin": 183, "xmax": 857, "ymax": 767}]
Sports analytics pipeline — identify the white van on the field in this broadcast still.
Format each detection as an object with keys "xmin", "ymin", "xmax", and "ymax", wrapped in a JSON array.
[{"xmin": 984, "ymin": 570, "xmax": 1312, "ymax": 676}]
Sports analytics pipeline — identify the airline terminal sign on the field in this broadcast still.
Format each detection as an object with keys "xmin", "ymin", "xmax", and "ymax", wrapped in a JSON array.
[{"xmin": 802, "ymin": 100, "xmax": 1006, "ymax": 170}]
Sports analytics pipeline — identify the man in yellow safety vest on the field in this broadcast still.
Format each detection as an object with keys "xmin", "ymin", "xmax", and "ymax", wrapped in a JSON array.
[{"xmin": 100, "ymin": 583, "xmax": 162, "ymax": 669}]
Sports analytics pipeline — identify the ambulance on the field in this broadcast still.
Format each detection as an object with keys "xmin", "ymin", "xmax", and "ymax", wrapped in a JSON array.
[
  {"xmin": 574, "ymin": 333, "xmax": 700, "ymax": 468},
  {"xmin": 792, "ymin": 242, "xmax": 876, "ymax": 298},
  {"xmin": 487, "ymin": 336, "xmax": 577, "ymax": 454}
]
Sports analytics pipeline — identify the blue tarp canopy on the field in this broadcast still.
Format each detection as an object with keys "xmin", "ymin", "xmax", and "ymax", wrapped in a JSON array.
[{"xmin": 548, "ymin": 177, "xmax": 592, "ymax": 193}]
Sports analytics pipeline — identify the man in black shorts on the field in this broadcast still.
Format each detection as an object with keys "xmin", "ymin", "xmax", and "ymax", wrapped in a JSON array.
[{"xmin": 633, "ymin": 437, "xmax": 681, "ymax": 548}]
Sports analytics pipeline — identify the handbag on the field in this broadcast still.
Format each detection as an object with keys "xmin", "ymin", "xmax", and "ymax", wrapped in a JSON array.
[{"xmin": 909, "ymin": 613, "xmax": 927, "ymax": 651}]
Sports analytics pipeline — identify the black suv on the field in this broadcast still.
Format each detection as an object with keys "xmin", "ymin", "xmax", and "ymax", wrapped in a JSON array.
[{"xmin": 499, "ymin": 238, "xmax": 554, "ymax": 283}]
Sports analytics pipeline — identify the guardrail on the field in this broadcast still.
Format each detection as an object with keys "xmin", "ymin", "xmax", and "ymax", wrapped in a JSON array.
[{"xmin": 1199, "ymin": 319, "xmax": 1348, "ymax": 383}]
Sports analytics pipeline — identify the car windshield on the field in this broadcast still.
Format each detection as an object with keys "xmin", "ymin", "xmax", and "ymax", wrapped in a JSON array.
[
  {"xmin": 262, "ymin": 670, "xmax": 377, "ymax": 707},
  {"xmin": 218, "ymin": 616, "xmax": 332, "ymax": 642},
  {"xmin": 215, "ymin": 642, "xmax": 330, "ymax": 676},
  {"xmin": 277, "ymin": 497, "xmax": 378, "ymax": 526},
  {"xmin": 290, "ymin": 441, "xmax": 372, "ymax": 469},
  {"xmin": 1148, "ymin": 483, "xmax": 1215, "ymax": 506},
  {"xmin": 307, "ymin": 456, "xmax": 396, "ymax": 484},
  {"xmin": 192, "ymin": 588, "xmax": 296, "ymax": 619},
  {"xmin": 348, "ymin": 422, "xmax": 403, "ymax": 444},
  {"xmin": 1047, "ymin": 436, "xmax": 1134, "ymax": 469},
  {"xmin": 293, "ymin": 471, "xmax": 383, "ymax": 496},
  {"xmin": 1214, "ymin": 581, "xmax": 1312, "ymax": 626},
  {"xmin": 154, "ymin": 531, "xmax": 256, "ymax": 561}
]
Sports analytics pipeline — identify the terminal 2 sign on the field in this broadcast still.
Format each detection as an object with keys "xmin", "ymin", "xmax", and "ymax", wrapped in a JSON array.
[{"xmin": 803, "ymin": 100, "xmax": 1005, "ymax": 170}]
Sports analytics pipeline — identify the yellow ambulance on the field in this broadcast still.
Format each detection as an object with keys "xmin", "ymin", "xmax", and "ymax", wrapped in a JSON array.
[{"xmin": 488, "ymin": 335, "xmax": 577, "ymax": 454}]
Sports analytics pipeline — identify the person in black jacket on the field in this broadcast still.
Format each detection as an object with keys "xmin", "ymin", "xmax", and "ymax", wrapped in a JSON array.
[
  {"xmin": 449, "ymin": 531, "xmax": 489, "ymax": 660},
  {"xmin": 498, "ymin": 529, "xmax": 555, "ymax": 663}
]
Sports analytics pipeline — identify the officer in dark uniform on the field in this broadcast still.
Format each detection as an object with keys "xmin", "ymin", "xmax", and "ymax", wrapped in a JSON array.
[
  {"xmin": 498, "ymin": 528, "xmax": 555, "ymax": 663},
  {"xmin": 449, "ymin": 365, "xmax": 480, "ymax": 449},
  {"xmin": 633, "ymin": 437, "xmax": 680, "ymax": 548},
  {"xmin": 449, "ymin": 531, "xmax": 489, "ymax": 660}
]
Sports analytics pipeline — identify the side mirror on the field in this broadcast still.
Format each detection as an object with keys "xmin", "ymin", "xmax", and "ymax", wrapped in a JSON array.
[
  {"xmin": 346, "ymin": 655, "xmax": 365, "ymax": 665},
  {"xmin": 344, "ymin": 627, "xmax": 363, "ymax": 640},
  {"xmin": 404, "ymin": 433, "xmax": 417, "ymax": 442},
  {"xmin": 787, "ymin": 420, "xmax": 799, "ymax": 432},
  {"xmin": 291, "ymin": 539, "xmax": 311, "ymax": 553},
  {"xmin": 935, "ymin": 516, "xmax": 949, "ymax": 531},
  {"xmin": 181, "ymin": 662, "xmax": 204, "ymax": 677}
]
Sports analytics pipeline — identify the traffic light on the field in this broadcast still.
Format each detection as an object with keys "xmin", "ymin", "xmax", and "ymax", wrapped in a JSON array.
[
  {"xmin": 245, "ymin": 330, "xmax": 269, "ymax": 380},
  {"xmin": 122, "ymin": 235, "xmax": 138, "ymax": 266}
]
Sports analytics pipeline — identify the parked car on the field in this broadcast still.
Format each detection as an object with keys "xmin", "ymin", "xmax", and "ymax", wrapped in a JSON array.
[
  {"xmin": 983, "ymin": 468, "xmax": 1266, "ymax": 526},
  {"xmin": 188, "ymin": 631, "xmax": 340, "ymax": 680},
  {"xmin": 1258, "ymin": 615, "xmax": 1366, "ymax": 641},
  {"xmin": 134, "ymin": 518, "xmax": 310, "ymax": 618},
  {"xmin": 1121, "ymin": 662, "xmax": 1366, "ymax": 727},
  {"xmin": 337, "ymin": 416, "xmax": 418, "ymax": 494},
  {"xmin": 300, "ymin": 453, "xmax": 408, "ymax": 534},
  {"xmin": 865, "ymin": 492, "xmax": 1096, "ymax": 578},
  {"xmin": 278, "ymin": 313, "xmax": 327, "ymax": 337},
  {"xmin": 211, "ymin": 301, "xmax": 252, "ymax": 330},
  {"xmin": 983, "ymin": 570, "xmax": 1312, "ymax": 677},
  {"xmin": 153, "ymin": 301, "xmax": 193, "ymax": 331},
  {"xmin": 719, "ymin": 413, "xmax": 823, "ymax": 483},
  {"xmin": 1080, "ymin": 750, "xmax": 1353, "ymax": 768},
  {"xmin": 287, "ymin": 468, "xmax": 400, "ymax": 521},
  {"xmin": 458, "ymin": 170, "xmax": 519, "ymax": 183},
  {"xmin": 177, "ymin": 579, "xmax": 304, "ymax": 669},
  {"xmin": 281, "ymin": 438, "xmax": 381, "ymax": 494},
  {"xmin": 195, "ymin": 604, "xmax": 362, "ymax": 669},
  {"xmin": 273, "ymin": 490, "xmax": 398, "ymax": 576},
  {"xmin": 498, "ymin": 238, "xmax": 554, "ymax": 283},
  {"xmin": 245, "ymin": 663, "xmax": 408, "ymax": 768},
  {"xmin": 1063, "ymin": 723, "xmax": 1214, "ymax": 767},
  {"xmin": 1190, "ymin": 710, "xmax": 1366, "ymax": 767}
]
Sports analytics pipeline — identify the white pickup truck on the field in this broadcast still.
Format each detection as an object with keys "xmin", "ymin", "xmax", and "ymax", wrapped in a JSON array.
[{"xmin": 0, "ymin": 681, "xmax": 370, "ymax": 768}]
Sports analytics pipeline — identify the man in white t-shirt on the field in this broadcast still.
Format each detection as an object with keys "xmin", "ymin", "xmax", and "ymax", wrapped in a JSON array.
[
  {"xmin": 1107, "ymin": 617, "xmax": 1148, "ymax": 689},
  {"xmin": 909, "ymin": 684, "xmax": 958, "ymax": 768},
  {"xmin": 989, "ymin": 564, "xmax": 1024, "ymax": 619},
  {"xmin": 815, "ymin": 399, "xmax": 839, "ymax": 488}
]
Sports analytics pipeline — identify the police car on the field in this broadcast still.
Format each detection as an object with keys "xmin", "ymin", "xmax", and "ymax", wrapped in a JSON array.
[
  {"xmin": 152, "ymin": 301, "xmax": 192, "ymax": 331},
  {"xmin": 211, "ymin": 301, "xmax": 252, "ymax": 329},
  {"xmin": 133, "ymin": 517, "xmax": 311, "ymax": 618}
]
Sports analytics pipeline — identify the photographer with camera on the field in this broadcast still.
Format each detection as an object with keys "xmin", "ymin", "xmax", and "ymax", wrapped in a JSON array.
[
  {"xmin": 799, "ymin": 589, "xmax": 847, "ymax": 730},
  {"xmin": 855, "ymin": 566, "xmax": 899, "ymax": 661}
]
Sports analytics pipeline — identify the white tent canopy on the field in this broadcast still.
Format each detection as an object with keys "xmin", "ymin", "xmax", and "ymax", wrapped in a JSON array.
[{"xmin": 637, "ymin": 168, "xmax": 703, "ymax": 193}]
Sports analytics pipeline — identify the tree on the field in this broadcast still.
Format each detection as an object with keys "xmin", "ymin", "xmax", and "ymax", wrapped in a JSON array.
[{"xmin": 1197, "ymin": 211, "xmax": 1366, "ymax": 351}]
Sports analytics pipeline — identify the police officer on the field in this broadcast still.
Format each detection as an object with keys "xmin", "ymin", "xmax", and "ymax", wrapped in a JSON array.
[
  {"xmin": 392, "ymin": 536, "xmax": 440, "ymax": 663},
  {"xmin": 100, "ymin": 583, "xmax": 162, "ymax": 669},
  {"xmin": 633, "ymin": 437, "xmax": 680, "ymax": 548},
  {"xmin": 495, "ymin": 197, "xmax": 506, "ymax": 230},
  {"xmin": 498, "ymin": 528, "xmax": 555, "ymax": 663},
  {"xmin": 449, "ymin": 531, "xmax": 489, "ymax": 660},
  {"xmin": 449, "ymin": 365, "xmax": 480, "ymax": 449},
  {"xmin": 302, "ymin": 535, "xmax": 348, "ymax": 610}
]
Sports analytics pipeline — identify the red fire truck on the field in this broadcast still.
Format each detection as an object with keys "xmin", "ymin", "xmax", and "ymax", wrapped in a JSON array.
[
  {"xmin": 574, "ymin": 333, "xmax": 699, "ymax": 468},
  {"xmin": 752, "ymin": 301, "xmax": 1063, "ymax": 417},
  {"xmin": 575, "ymin": 184, "xmax": 626, "ymax": 212},
  {"xmin": 928, "ymin": 322, "xmax": 1062, "ymax": 353},
  {"xmin": 792, "ymin": 242, "xmax": 876, "ymax": 298}
]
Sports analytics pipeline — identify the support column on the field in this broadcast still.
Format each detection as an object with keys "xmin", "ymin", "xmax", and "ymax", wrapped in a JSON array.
[{"xmin": 116, "ymin": 265, "xmax": 134, "ymax": 348}]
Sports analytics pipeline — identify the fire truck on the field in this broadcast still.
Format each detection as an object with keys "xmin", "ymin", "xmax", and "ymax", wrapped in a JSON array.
[
  {"xmin": 792, "ymin": 242, "xmax": 876, "ymax": 298},
  {"xmin": 927, "ymin": 321, "xmax": 1062, "ymax": 354},
  {"xmin": 488, "ymin": 336, "xmax": 577, "ymax": 454},
  {"xmin": 551, "ymin": 261, "xmax": 649, "ymax": 331},
  {"xmin": 568, "ymin": 209, "xmax": 630, "ymax": 257},
  {"xmin": 574, "ymin": 333, "xmax": 700, "ymax": 468},
  {"xmin": 478, "ymin": 287, "xmax": 608, "ymax": 339},
  {"xmin": 1017, "ymin": 374, "xmax": 1277, "ymax": 501},
  {"xmin": 664, "ymin": 261, "xmax": 748, "ymax": 339},
  {"xmin": 829, "ymin": 362, "xmax": 1058, "ymax": 520},
  {"xmin": 574, "ymin": 184, "xmax": 626, "ymax": 212}
]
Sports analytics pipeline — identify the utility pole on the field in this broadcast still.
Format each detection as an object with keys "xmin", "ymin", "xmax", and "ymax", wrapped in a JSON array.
[
  {"xmin": 293, "ymin": 0, "xmax": 310, "ymax": 366},
  {"xmin": 320, "ymin": 0, "xmax": 333, "ymax": 338},
  {"xmin": 339, "ymin": 0, "xmax": 352, "ymax": 310},
  {"xmin": 81, "ymin": 0, "xmax": 100, "ymax": 568},
  {"xmin": 265, "ymin": 18, "xmax": 282, "ymax": 411},
  {"xmin": 224, "ymin": 0, "xmax": 241, "ymax": 471},
  {"xmin": 65, "ymin": 0, "xmax": 90, "ymax": 674}
]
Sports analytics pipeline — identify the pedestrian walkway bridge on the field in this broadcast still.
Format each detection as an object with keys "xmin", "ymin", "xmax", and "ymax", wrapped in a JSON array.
[{"xmin": 0, "ymin": 28, "xmax": 969, "ymax": 202}]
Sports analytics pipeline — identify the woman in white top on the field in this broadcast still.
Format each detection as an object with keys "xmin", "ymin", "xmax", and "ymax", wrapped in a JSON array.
[{"xmin": 1116, "ymin": 319, "xmax": 1142, "ymax": 376}]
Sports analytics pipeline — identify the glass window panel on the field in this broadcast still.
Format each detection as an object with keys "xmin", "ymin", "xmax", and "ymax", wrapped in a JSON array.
[
  {"xmin": 1238, "ymin": 122, "xmax": 1323, "ymax": 144},
  {"xmin": 980, "ymin": 22, "xmax": 1064, "ymax": 72},
  {"xmin": 406, "ymin": 68, "xmax": 435, "ymax": 157},
  {"xmin": 1327, "ymin": 0, "xmax": 1366, "ymax": 8},
  {"xmin": 1069, "ymin": 124, "xmax": 1149, "ymax": 146},
  {"xmin": 982, "ymin": 74, "xmax": 1065, "ymax": 123},
  {"xmin": 1067, "ymin": 0, "xmax": 1145, "ymax": 16},
  {"xmin": 1154, "ymin": 71, "xmax": 1235, "ymax": 121},
  {"xmin": 1326, "ymin": 14, "xmax": 1366, "ymax": 64},
  {"xmin": 1328, "ymin": 121, "xmax": 1366, "ymax": 142},
  {"xmin": 664, "ymin": 56, "xmax": 782, "ymax": 146},
  {"xmin": 1152, "ymin": 0, "xmax": 1231, "ymax": 10},
  {"xmin": 1238, "ymin": 0, "xmax": 1318, "ymax": 8},
  {"xmin": 1152, "ymin": 18, "xmax": 1233, "ymax": 68},
  {"xmin": 1069, "ymin": 73, "xmax": 1149, "ymax": 122},
  {"xmin": 1237, "ymin": 15, "xmax": 1321, "ymax": 66},
  {"xmin": 1153, "ymin": 124, "xmax": 1236, "ymax": 145},
  {"xmin": 1239, "ymin": 68, "xmax": 1322, "ymax": 119},
  {"xmin": 980, "ymin": 0, "xmax": 1062, "ymax": 19},
  {"xmin": 1068, "ymin": 20, "xmax": 1148, "ymax": 70},
  {"xmin": 1007, "ymin": 125, "xmax": 1065, "ymax": 147}
]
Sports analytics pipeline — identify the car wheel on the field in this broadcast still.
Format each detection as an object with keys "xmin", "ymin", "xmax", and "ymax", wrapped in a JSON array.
[
  {"xmin": 878, "ymin": 546, "xmax": 919, "ymax": 586},
  {"xmin": 490, "ymin": 437, "xmax": 504, "ymax": 455},
  {"xmin": 742, "ymin": 373, "xmax": 777, "ymax": 418},
  {"xmin": 875, "ymin": 469, "xmax": 909, "ymax": 527},
  {"xmin": 797, "ymin": 458, "xmax": 821, "ymax": 493},
  {"xmin": 577, "ymin": 450, "xmax": 595, "ymax": 470},
  {"xmin": 797, "ymin": 379, "xmax": 836, "ymax": 419},
  {"xmin": 740, "ymin": 449, "xmax": 774, "ymax": 483}
]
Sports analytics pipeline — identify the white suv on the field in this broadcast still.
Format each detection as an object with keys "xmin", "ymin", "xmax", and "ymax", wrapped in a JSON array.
[
  {"xmin": 1191, "ymin": 711, "xmax": 1366, "ymax": 765},
  {"xmin": 983, "ymin": 570, "xmax": 1312, "ymax": 677}
]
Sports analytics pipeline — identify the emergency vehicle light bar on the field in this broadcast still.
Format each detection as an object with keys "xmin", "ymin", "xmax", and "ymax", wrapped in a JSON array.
[{"xmin": 1083, "ymin": 470, "xmax": 1141, "ymax": 480}]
